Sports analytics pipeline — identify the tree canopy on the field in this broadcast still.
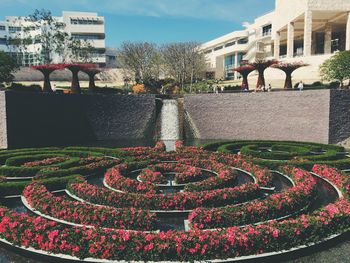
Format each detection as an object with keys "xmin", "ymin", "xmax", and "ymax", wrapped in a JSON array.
[
  {"xmin": 0, "ymin": 51, "xmax": 19, "ymax": 84},
  {"xmin": 320, "ymin": 51, "xmax": 350, "ymax": 88}
]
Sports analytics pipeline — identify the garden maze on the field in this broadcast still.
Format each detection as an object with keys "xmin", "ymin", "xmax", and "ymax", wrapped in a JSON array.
[{"xmin": 0, "ymin": 140, "xmax": 350, "ymax": 262}]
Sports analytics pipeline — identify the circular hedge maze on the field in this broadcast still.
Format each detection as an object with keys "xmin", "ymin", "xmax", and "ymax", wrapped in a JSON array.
[{"xmin": 0, "ymin": 141, "xmax": 350, "ymax": 262}]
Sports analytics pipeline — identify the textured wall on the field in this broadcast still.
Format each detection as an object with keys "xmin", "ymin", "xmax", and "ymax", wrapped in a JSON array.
[
  {"xmin": 184, "ymin": 90, "xmax": 331, "ymax": 144},
  {"xmin": 0, "ymin": 92, "xmax": 7, "ymax": 149},
  {"xmin": 329, "ymin": 90, "xmax": 350, "ymax": 144},
  {"xmin": 3, "ymin": 92, "xmax": 156, "ymax": 148}
]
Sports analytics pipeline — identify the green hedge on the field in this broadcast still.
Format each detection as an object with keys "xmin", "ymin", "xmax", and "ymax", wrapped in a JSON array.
[
  {"xmin": 0, "ymin": 174, "xmax": 81, "ymax": 196},
  {"xmin": 64, "ymin": 147, "xmax": 127, "ymax": 158},
  {"xmin": 204, "ymin": 140, "xmax": 349, "ymax": 170}
]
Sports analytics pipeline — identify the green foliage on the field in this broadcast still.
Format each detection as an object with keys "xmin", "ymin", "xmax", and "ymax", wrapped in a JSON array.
[
  {"xmin": 204, "ymin": 140, "xmax": 349, "ymax": 169},
  {"xmin": 0, "ymin": 174, "xmax": 80, "ymax": 196},
  {"xmin": 0, "ymin": 51, "xmax": 19, "ymax": 84},
  {"xmin": 320, "ymin": 51, "xmax": 350, "ymax": 87}
]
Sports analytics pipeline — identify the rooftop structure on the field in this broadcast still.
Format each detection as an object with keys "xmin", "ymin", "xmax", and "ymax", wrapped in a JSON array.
[{"xmin": 201, "ymin": 0, "xmax": 350, "ymax": 81}]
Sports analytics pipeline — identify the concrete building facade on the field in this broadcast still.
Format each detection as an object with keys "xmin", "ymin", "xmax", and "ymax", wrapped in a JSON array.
[
  {"xmin": 0, "ymin": 11, "xmax": 106, "ymax": 66},
  {"xmin": 201, "ymin": 0, "xmax": 350, "ymax": 81}
]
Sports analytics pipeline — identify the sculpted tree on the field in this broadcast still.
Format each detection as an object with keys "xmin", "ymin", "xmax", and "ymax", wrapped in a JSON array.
[
  {"xmin": 117, "ymin": 41, "xmax": 160, "ymax": 83},
  {"xmin": 250, "ymin": 59, "xmax": 278, "ymax": 88},
  {"xmin": 272, "ymin": 62, "xmax": 308, "ymax": 89},
  {"xmin": 65, "ymin": 64, "xmax": 96, "ymax": 94},
  {"xmin": 31, "ymin": 64, "xmax": 66, "ymax": 92},
  {"xmin": 233, "ymin": 64, "xmax": 256, "ymax": 90},
  {"xmin": 320, "ymin": 51, "xmax": 350, "ymax": 88},
  {"xmin": 81, "ymin": 67, "xmax": 102, "ymax": 93}
]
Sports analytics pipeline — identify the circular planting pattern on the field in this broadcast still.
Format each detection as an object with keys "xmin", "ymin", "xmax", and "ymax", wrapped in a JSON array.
[{"xmin": 0, "ymin": 141, "xmax": 350, "ymax": 262}]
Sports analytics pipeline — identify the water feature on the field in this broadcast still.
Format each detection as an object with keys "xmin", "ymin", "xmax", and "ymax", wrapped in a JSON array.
[{"xmin": 160, "ymin": 100, "xmax": 180, "ymax": 151}]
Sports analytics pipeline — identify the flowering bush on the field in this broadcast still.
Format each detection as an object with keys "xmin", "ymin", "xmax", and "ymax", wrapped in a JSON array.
[
  {"xmin": 139, "ymin": 169, "xmax": 168, "ymax": 184},
  {"xmin": 1, "ymin": 199, "xmax": 350, "ymax": 261},
  {"xmin": 68, "ymin": 176, "xmax": 261, "ymax": 211},
  {"xmin": 132, "ymin": 84, "xmax": 146, "ymax": 94},
  {"xmin": 22, "ymin": 157, "xmax": 69, "ymax": 167},
  {"xmin": 312, "ymin": 164, "xmax": 350, "ymax": 197},
  {"xmin": 106, "ymin": 164, "xmax": 157, "ymax": 194},
  {"xmin": 189, "ymin": 167, "xmax": 317, "ymax": 229},
  {"xmin": 23, "ymin": 183, "xmax": 157, "ymax": 231}
]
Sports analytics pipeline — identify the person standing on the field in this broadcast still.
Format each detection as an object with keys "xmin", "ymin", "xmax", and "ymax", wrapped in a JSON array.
[{"xmin": 298, "ymin": 81, "xmax": 304, "ymax": 91}]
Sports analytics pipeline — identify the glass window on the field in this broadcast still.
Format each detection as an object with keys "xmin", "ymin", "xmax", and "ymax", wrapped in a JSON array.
[
  {"xmin": 225, "ymin": 41, "xmax": 235, "ymax": 48},
  {"xmin": 262, "ymin": 24, "xmax": 272, "ymax": 36},
  {"xmin": 70, "ymin": 18, "xmax": 103, "ymax": 25},
  {"xmin": 237, "ymin": 38, "xmax": 248, "ymax": 44},
  {"xmin": 214, "ymin": 45, "xmax": 223, "ymax": 51},
  {"xmin": 0, "ymin": 25, "xmax": 5, "ymax": 31},
  {"xmin": 71, "ymin": 34, "xmax": 102, "ymax": 40},
  {"xmin": 8, "ymin": 26, "xmax": 21, "ymax": 33}
]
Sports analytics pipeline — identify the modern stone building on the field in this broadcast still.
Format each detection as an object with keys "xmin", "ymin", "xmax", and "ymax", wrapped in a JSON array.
[
  {"xmin": 0, "ymin": 11, "xmax": 106, "ymax": 66},
  {"xmin": 201, "ymin": 0, "xmax": 350, "ymax": 81}
]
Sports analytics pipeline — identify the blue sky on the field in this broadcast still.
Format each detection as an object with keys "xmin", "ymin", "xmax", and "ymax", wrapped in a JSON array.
[{"xmin": 0, "ymin": 0, "xmax": 275, "ymax": 47}]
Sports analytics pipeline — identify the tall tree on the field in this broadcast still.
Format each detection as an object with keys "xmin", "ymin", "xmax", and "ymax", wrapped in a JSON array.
[
  {"xmin": 161, "ymin": 42, "xmax": 206, "ymax": 90},
  {"xmin": 117, "ymin": 42, "xmax": 160, "ymax": 83},
  {"xmin": 320, "ymin": 51, "xmax": 350, "ymax": 88}
]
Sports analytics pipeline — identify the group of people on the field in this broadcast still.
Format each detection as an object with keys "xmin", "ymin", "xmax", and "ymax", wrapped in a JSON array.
[
  {"xmin": 254, "ymin": 84, "xmax": 272, "ymax": 93},
  {"xmin": 212, "ymin": 85, "xmax": 225, "ymax": 94}
]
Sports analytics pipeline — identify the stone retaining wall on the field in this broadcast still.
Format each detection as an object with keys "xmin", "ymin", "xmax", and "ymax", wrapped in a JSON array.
[
  {"xmin": 2, "ymin": 91, "xmax": 156, "ymax": 148},
  {"xmin": 184, "ymin": 90, "xmax": 339, "ymax": 144}
]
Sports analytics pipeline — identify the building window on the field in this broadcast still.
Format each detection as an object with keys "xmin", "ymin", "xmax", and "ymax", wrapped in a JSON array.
[
  {"xmin": 71, "ymin": 34, "xmax": 103, "ymax": 40},
  {"xmin": 8, "ymin": 26, "xmax": 21, "ymax": 33},
  {"xmin": 0, "ymin": 38, "xmax": 6, "ymax": 45},
  {"xmin": 0, "ymin": 25, "xmax": 5, "ymax": 31},
  {"xmin": 225, "ymin": 41, "xmax": 235, "ymax": 48},
  {"xmin": 262, "ymin": 24, "xmax": 272, "ymax": 36},
  {"xmin": 70, "ymin": 18, "xmax": 103, "ymax": 25},
  {"xmin": 237, "ymin": 38, "xmax": 248, "ymax": 44},
  {"xmin": 204, "ymin": 50, "xmax": 212, "ymax": 54},
  {"xmin": 214, "ymin": 46, "xmax": 223, "ymax": 51}
]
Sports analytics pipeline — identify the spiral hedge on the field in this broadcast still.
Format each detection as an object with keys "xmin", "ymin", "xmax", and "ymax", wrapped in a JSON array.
[
  {"xmin": 0, "ymin": 141, "xmax": 349, "ymax": 262},
  {"xmin": 203, "ymin": 140, "xmax": 350, "ymax": 170}
]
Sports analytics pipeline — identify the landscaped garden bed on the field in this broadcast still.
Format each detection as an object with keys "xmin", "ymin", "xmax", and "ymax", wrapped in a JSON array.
[{"xmin": 0, "ymin": 140, "xmax": 349, "ymax": 262}]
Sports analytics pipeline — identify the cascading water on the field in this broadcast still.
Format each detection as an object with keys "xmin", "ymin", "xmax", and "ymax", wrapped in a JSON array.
[{"xmin": 160, "ymin": 100, "xmax": 180, "ymax": 151}]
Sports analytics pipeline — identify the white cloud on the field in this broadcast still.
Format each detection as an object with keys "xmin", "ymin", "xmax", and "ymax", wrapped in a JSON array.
[{"xmin": 6, "ymin": 0, "xmax": 274, "ymax": 23}]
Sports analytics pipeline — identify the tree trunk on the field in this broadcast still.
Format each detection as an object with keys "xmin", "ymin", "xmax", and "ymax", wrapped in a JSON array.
[
  {"xmin": 42, "ymin": 71, "xmax": 53, "ymax": 93},
  {"xmin": 256, "ymin": 69, "xmax": 266, "ymax": 88},
  {"xmin": 88, "ymin": 73, "xmax": 96, "ymax": 93},
  {"xmin": 284, "ymin": 72, "xmax": 293, "ymax": 89},
  {"xmin": 242, "ymin": 74, "xmax": 249, "ymax": 90},
  {"xmin": 70, "ymin": 69, "xmax": 81, "ymax": 94}
]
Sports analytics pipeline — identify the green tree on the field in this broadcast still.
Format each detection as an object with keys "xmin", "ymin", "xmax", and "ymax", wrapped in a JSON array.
[
  {"xmin": 0, "ymin": 51, "xmax": 19, "ymax": 85},
  {"xmin": 320, "ymin": 51, "xmax": 350, "ymax": 88},
  {"xmin": 117, "ymin": 42, "xmax": 161, "ymax": 83}
]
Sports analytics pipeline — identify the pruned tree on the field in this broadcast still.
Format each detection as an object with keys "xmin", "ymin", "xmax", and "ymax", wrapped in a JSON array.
[
  {"xmin": 31, "ymin": 64, "xmax": 66, "ymax": 92},
  {"xmin": 320, "ymin": 51, "xmax": 350, "ymax": 88},
  {"xmin": 0, "ymin": 51, "xmax": 19, "ymax": 85},
  {"xmin": 81, "ymin": 67, "xmax": 102, "ymax": 93},
  {"xmin": 233, "ymin": 64, "xmax": 255, "ymax": 90},
  {"xmin": 272, "ymin": 62, "xmax": 308, "ymax": 89},
  {"xmin": 161, "ymin": 42, "xmax": 206, "ymax": 91},
  {"xmin": 65, "ymin": 63, "xmax": 95, "ymax": 94},
  {"xmin": 117, "ymin": 41, "xmax": 160, "ymax": 83},
  {"xmin": 250, "ymin": 59, "xmax": 278, "ymax": 88}
]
